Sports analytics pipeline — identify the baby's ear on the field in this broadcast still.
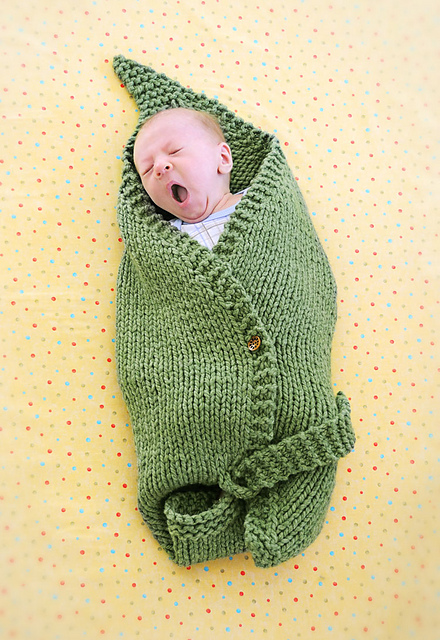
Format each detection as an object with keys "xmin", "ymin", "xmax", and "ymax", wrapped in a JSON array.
[{"xmin": 217, "ymin": 142, "xmax": 233, "ymax": 175}]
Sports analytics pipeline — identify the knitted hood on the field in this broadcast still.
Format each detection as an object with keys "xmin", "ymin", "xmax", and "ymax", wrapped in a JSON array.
[{"xmin": 112, "ymin": 55, "xmax": 355, "ymax": 568}]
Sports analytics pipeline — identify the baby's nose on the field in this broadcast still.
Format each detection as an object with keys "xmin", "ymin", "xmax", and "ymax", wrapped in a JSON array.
[{"xmin": 155, "ymin": 160, "xmax": 172, "ymax": 176}]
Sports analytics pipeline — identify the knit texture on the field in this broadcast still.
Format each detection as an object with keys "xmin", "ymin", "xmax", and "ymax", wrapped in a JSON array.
[{"xmin": 113, "ymin": 55, "xmax": 356, "ymax": 568}]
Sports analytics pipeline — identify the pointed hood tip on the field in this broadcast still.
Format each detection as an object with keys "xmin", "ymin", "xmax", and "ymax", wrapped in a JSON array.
[
  {"xmin": 112, "ymin": 54, "xmax": 130, "ymax": 80},
  {"xmin": 112, "ymin": 53, "xmax": 127, "ymax": 69},
  {"xmin": 112, "ymin": 54, "xmax": 158, "ymax": 82},
  {"xmin": 111, "ymin": 56, "xmax": 251, "ymax": 141}
]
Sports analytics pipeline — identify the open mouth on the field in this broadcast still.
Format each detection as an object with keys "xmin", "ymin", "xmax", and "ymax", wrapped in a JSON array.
[{"xmin": 171, "ymin": 183, "xmax": 188, "ymax": 204}]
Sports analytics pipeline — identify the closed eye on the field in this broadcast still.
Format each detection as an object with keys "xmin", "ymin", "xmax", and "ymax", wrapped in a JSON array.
[{"xmin": 170, "ymin": 148, "xmax": 182, "ymax": 156}]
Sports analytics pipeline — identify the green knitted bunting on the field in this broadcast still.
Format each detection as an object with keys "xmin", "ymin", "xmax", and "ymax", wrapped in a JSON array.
[{"xmin": 112, "ymin": 55, "xmax": 355, "ymax": 567}]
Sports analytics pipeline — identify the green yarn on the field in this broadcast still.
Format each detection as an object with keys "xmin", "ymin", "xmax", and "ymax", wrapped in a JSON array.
[{"xmin": 112, "ymin": 55, "xmax": 356, "ymax": 568}]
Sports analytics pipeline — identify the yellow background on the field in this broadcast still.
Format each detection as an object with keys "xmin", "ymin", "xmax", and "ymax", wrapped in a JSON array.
[{"xmin": 1, "ymin": 0, "xmax": 438, "ymax": 638}]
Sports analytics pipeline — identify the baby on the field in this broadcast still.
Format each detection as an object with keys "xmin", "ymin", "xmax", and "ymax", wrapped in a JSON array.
[
  {"xmin": 133, "ymin": 107, "xmax": 245, "ymax": 248},
  {"xmin": 114, "ymin": 56, "xmax": 355, "ymax": 568}
]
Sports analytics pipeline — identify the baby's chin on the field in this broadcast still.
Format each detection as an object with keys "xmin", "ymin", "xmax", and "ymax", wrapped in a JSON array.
[
  {"xmin": 150, "ymin": 190, "xmax": 213, "ymax": 222},
  {"xmin": 175, "ymin": 210, "xmax": 212, "ymax": 224},
  {"xmin": 169, "ymin": 197, "xmax": 213, "ymax": 224}
]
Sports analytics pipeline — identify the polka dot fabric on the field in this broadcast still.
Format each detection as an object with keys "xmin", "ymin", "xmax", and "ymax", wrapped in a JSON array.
[{"xmin": 1, "ymin": 0, "xmax": 438, "ymax": 638}]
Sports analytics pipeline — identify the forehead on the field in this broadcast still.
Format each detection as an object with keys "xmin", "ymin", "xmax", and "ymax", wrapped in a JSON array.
[{"xmin": 138, "ymin": 110, "xmax": 210, "ymax": 144}]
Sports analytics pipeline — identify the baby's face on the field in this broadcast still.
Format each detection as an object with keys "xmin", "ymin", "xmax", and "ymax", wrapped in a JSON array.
[{"xmin": 133, "ymin": 109, "xmax": 232, "ymax": 223}]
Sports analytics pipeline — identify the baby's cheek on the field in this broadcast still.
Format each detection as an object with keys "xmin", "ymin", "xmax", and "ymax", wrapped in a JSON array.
[{"xmin": 142, "ymin": 178, "xmax": 153, "ymax": 196}]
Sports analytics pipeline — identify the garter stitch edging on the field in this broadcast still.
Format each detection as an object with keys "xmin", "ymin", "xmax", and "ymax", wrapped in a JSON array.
[{"xmin": 112, "ymin": 55, "xmax": 356, "ymax": 568}]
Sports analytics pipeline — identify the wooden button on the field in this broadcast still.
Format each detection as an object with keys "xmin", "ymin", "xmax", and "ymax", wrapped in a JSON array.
[{"xmin": 247, "ymin": 336, "xmax": 261, "ymax": 352}]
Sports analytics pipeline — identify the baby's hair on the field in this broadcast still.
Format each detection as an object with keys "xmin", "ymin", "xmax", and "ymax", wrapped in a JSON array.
[{"xmin": 137, "ymin": 107, "xmax": 226, "ymax": 144}]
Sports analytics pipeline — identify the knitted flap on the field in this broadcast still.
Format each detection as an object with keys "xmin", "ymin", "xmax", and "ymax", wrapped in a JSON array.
[
  {"xmin": 224, "ymin": 392, "xmax": 354, "ymax": 500},
  {"xmin": 113, "ymin": 55, "xmax": 355, "ymax": 568}
]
